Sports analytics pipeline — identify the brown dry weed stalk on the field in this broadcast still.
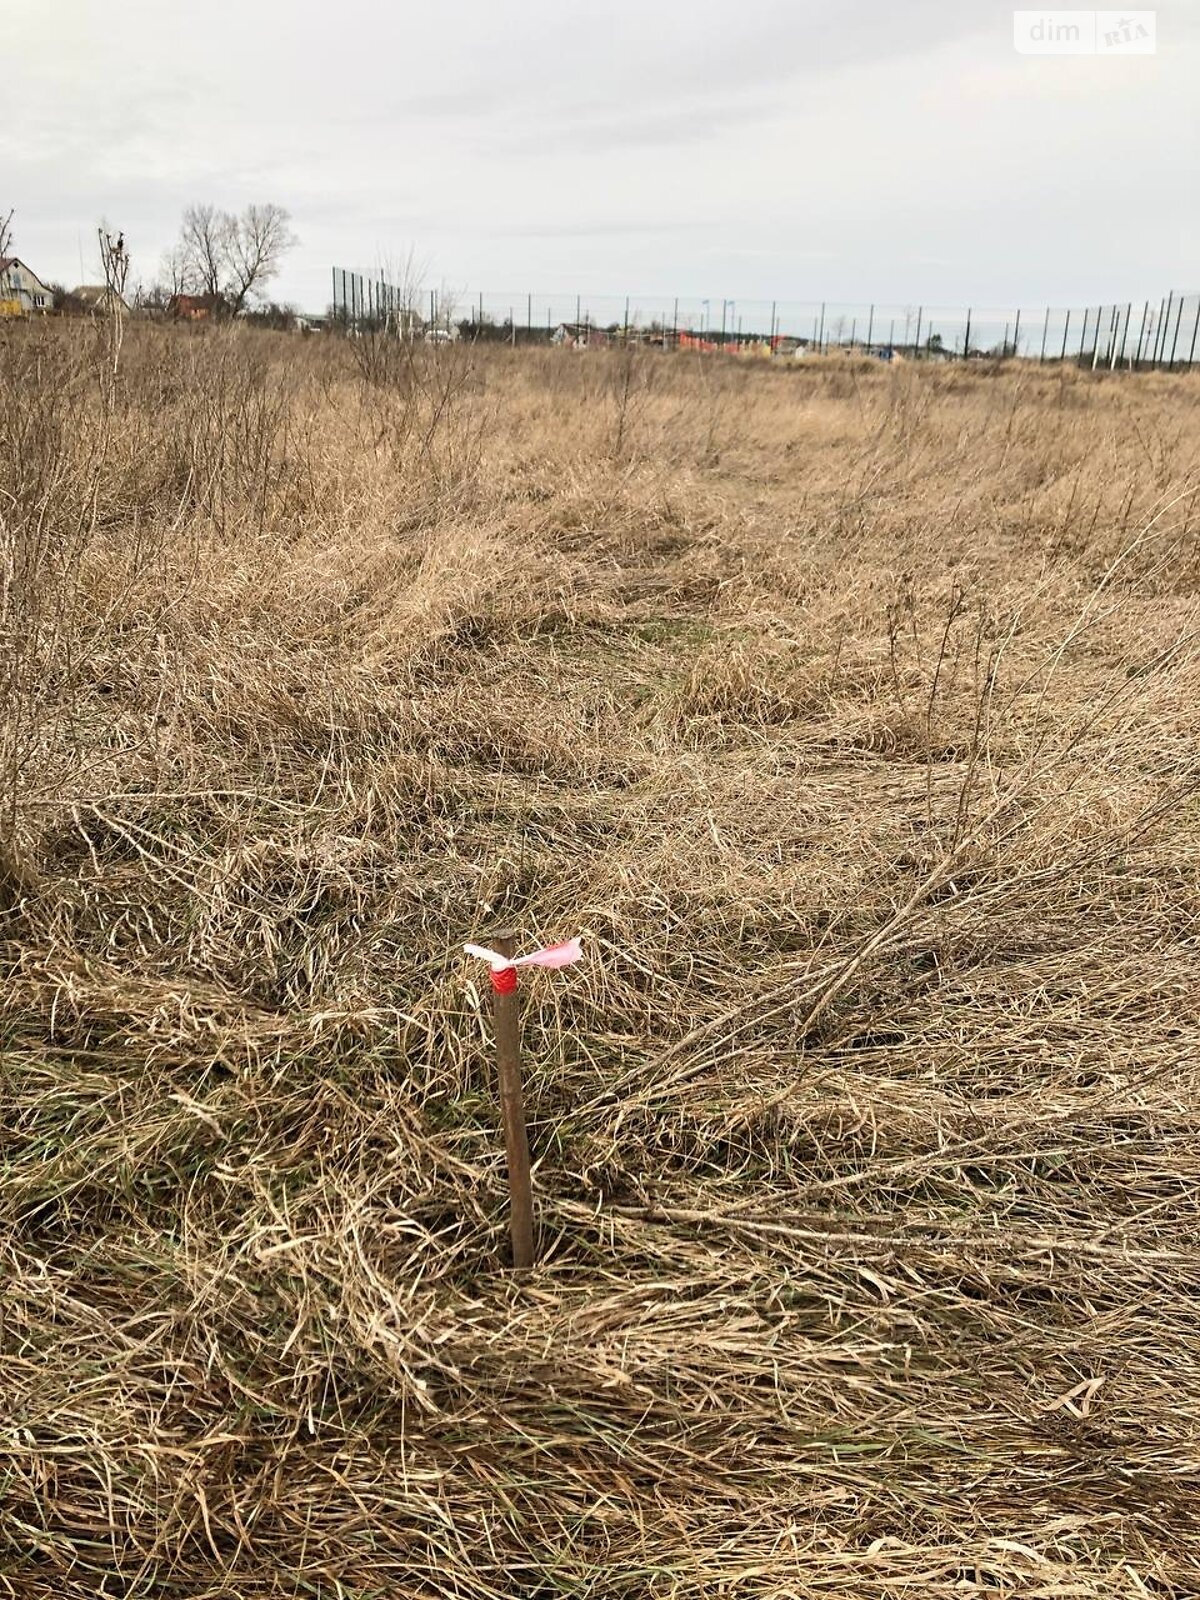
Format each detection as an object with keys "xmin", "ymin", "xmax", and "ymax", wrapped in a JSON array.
[{"xmin": 2, "ymin": 321, "xmax": 1200, "ymax": 1597}]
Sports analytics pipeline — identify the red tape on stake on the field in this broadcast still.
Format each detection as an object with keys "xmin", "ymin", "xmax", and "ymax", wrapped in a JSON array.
[{"xmin": 464, "ymin": 936, "xmax": 583, "ymax": 988}]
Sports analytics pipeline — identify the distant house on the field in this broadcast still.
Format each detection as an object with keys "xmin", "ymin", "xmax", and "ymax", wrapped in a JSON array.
[
  {"xmin": 551, "ymin": 321, "xmax": 607, "ymax": 349},
  {"xmin": 0, "ymin": 257, "xmax": 53, "ymax": 316},
  {"xmin": 71, "ymin": 284, "xmax": 129, "ymax": 316},
  {"xmin": 167, "ymin": 292, "xmax": 227, "ymax": 322}
]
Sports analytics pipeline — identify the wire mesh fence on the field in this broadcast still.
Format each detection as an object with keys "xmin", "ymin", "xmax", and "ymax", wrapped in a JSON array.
[{"xmin": 329, "ymin": 270, "xmax": 1200, "ymax": 368}]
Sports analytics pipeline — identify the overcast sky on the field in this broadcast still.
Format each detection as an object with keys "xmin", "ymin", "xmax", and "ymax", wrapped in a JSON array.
[{"xmin": 6, "ymin": 0, "xmax": 1197, "ymax": 316}]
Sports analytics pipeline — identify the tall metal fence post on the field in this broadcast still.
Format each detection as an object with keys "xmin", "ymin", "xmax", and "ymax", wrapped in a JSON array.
[
  {"xmin": 1013, "ymin": 308, "xmax": 1021, "ymax": 357},
  {"xmin": 1158, "ymin": 294, "xmax": 1177, "ymax": 366},
  {"xmin": 964, "ymin": 308, "xmax": 972, "ymax": 359},
  {"xmin": 1159, "ymin": 294, "xmax": 1173, "ymax": 364},
  {"xmin": 1169, "ymin": 294, "xmax": 1185, "ymax": 369},
  {"xmin": 914, "ymin": 306, "xmax": 923, "ymax": 358},
  {"xmin": 1116, "ymin": 303, "xmax": 1131, "ymax": 368},
  {"xmin": 866, "ymin": 303, "xmax": 874, "ymax": 351},
  {"xmin": 1139, "ymin": 300, "xmax": 1158, "ymax": 366},
  {"xmin": 1188, "ymin": 298, "xmax": 1200, "ymax": 369},
  {"xmin": 1060, "ymin": 308, "xmax": 1070, "ymax": 361},
  {"xmin": 1040, "ymin": 307, "xmax": 1050, "ymax": 362}
]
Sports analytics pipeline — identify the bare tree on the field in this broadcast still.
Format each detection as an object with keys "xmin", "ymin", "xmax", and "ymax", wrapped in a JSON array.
[
  {"xmin": 159, "ymin": 242, "xmax": 190, "ymax": 298},
  {"xmin": 179, "ymin": 203, "xmax": 226, "ymax": 299},
  {"xmin": 224, "ymin": 204, "xmax": 297, "ymax": 315},
  {"xmin": 0, "ymin": 208, "xmax": 14, "ymax": 260},
  {"xmin": 168, "ymin": 202, "xmax": 297, "ymax": 314}
]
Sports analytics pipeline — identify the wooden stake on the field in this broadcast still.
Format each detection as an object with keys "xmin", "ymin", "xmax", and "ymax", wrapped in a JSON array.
[{"xmin": 490, "ymin": 929, "xmax": 535, "ymax": 1269}]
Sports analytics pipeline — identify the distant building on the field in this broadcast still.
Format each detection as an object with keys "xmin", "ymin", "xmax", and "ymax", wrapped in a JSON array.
[
  {"xmin": 552, "ymin": 322, "xmax": 608, "ymax": 348},
  {"xmin": 167, "ymin": 292, "xmax": 227, "ymax": 322},
  {"xmin": 0, "ymin": 257, "xmax": 53, "ymax": 316},
  {"xmin": 70, "ymin": 284, "xmax": 130, "ymax": 315}
]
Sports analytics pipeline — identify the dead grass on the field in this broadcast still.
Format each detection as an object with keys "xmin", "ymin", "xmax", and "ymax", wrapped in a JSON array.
[{"xmin": 3, "ymin": 322, "xmax": 1200, "ymax": 1597}]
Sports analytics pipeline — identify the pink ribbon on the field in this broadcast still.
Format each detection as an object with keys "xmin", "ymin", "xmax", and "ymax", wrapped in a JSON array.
[{"xmin": 463, "ymin": 936, "xmax": 583, "ymax": 973}]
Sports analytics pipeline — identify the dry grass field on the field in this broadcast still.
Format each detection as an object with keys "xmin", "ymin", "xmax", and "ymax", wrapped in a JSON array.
[{"xmin": 3, "ymin": 322, "xmax": 1200, "ymax": 1598}]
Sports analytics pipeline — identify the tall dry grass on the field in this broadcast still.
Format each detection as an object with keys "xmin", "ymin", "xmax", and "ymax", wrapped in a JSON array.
[{"xmin": 3, "ymin": 321, "xmax": 1200, "ymax": 1597}]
